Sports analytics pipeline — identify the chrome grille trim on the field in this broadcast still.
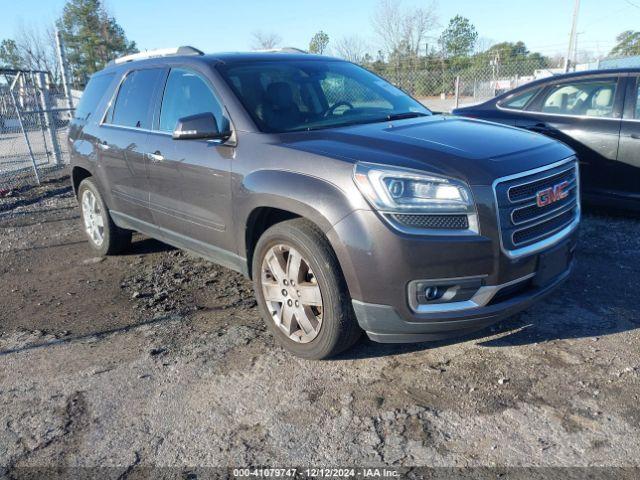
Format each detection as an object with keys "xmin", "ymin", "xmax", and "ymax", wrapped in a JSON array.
[
  {"xmin": 493, "ymin": 157, "xmax": 580, "ymax": 259},
  {"xmin": 506, "ymin": 163, "xmax": 577, "ymax": 204},
  {"xmin": 510, "ymin": 183, "xmax": 577, "ymax": 226},
  {"xmin": 511, "ymin": 207, "xmax": 577, "ymax": 246},
  {"xmin": 509, "ymin": 177, "xmax": 578, "ymax": 209}
]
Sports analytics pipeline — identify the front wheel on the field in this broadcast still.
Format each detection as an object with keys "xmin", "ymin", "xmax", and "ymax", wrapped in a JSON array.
[{"xmin": 252, "ymin": 219, "xmax": 361, "ymax": 359}]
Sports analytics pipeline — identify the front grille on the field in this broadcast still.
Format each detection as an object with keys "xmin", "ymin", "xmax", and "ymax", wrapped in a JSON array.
[
  {"xmin": 391, "ymin": 214, "xmax": 469, "ymax": 230},
  {"xmin": 508, "ymin": 168, "xmax": 575, "ymax": 203},
  {"xmin": 511, "ymin": 179, "xmax": 577, "ymax": 224},
  {"xmin": 495, "ymin": 160, "xmax": 579, "ymax": 255},
  {"xmin": 512, "ymin": 209, "xmax": 576, "ymax": 245}
]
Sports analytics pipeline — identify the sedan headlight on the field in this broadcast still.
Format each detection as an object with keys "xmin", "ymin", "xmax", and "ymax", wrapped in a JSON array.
[{"xmin": 353, "ymin": 162, "xmax": 478, "ymax": 234}]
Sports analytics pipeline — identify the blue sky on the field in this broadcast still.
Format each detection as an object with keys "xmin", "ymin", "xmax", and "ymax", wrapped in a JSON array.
[{"xmin": 1, "ymin": 0, "xmax": 638, "ymax": 57}]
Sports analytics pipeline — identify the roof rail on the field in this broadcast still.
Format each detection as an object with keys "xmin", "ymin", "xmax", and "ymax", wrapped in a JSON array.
[
  {"xmin": 107, "ymin": 46, "xmax": 204, "ymax": 66},
  {"xmin": 252, "ymin": 47, "xmax": 308, "ymax": 54}
]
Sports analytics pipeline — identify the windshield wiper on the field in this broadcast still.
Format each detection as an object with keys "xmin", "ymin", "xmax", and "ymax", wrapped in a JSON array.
[
  {"xmin": 385, "ymin": 112, "xmax": 430, "ymax": 121},
  {"xmin": 287, "ymin": 112, "xmax": 431, "ymax": 133}
]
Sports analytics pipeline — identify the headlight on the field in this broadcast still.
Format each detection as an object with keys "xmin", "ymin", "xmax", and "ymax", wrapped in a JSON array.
[{"xmin": 353, "ymin": 162, "xmax": 474, "ymax": 214}]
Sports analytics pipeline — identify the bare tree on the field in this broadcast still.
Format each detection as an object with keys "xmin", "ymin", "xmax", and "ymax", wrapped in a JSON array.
[
  {"xmin": 371, "ymin": 0, "xmax": 438, "ymax": 59},
  {"xmin": 251, "ymin": 31, "xmax": 282, "ymax": 50},
  {"xmin": 474, "ymin": 36, "xmax": 495, "ymax": 54},
  {"xmin": 334, "ymin": 35, "xmax": 370, "ymax": 63},
  {"xmin": 12, "ymin": 22, "xmax": 61, "ymax": 81}
]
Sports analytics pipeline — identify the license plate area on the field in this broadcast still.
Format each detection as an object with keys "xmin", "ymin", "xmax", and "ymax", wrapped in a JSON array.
[{"xmin": 534, "ymin": 242, "xmax": 571, "ymax": 287}]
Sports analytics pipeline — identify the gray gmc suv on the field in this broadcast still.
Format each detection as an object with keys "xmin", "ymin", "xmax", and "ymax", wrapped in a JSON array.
[{"xmin": 69, "ymin": 47, "xmax": 580, "ymax": 359}]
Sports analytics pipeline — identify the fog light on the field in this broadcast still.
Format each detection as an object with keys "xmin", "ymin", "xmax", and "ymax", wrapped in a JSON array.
[
  {"xmin": 424, "ymin": 286, "xmax": 442, "ymax": 301},
  {"xmin": 409, "ymin": 277, "xmax": 484, "ymax": 309}
]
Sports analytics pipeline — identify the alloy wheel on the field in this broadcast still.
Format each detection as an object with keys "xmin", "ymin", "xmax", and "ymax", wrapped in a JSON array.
[
  {"xmin": 261, "ymin": 244, "xmax": 323, "ymax": 343},
  {"xmin": 81, "ymin": 189, "xmax": 105, "ymax": 247}
]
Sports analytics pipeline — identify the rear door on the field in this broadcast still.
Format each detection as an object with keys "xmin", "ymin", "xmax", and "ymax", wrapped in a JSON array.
[
  {"xmin": 516, "ymin": 76, "xmax": 623, "ymax": 196},
  {"xmin": 616, "ymin": 75, "xmax": 640, "ymax": 201},
  {"xmin": 98, "ymin": 67, "xmax": 166, "ymax": 225},
  {"xmin": 146, "ymin": 66, "xmax": 235, "ymax": 254}
]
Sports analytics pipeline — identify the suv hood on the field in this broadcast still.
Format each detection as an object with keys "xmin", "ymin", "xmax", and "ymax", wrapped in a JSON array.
[{"xmin": 280, "ymin": 116, "xmax": 574, "ymax": 185}]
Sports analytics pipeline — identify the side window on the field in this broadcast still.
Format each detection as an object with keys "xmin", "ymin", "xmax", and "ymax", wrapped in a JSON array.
[
  {"xmin": 636, "ymin": 79, "xmax": 640, "ymax": 119},
  {"xmin": 499, "ymin": 87, "xmax": 540, "ymax": 110},
  {"xmin": 74, "ymin": 73, "xmax": 114, "ymax": 120},
  {"xmin": 537, "ymin": 79, "xmax": 617, "ymax": 118},
  {"xmin": 159, "ymin": 68, "xmax": 227, "ymax": 132},
  {"xmin": 110, "ymin": 68, "xmax": 164, "ymax": 129}
]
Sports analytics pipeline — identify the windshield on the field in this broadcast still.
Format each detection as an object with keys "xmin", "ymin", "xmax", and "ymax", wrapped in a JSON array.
[{"xmin": 216, "ymin": 60, "xmax": 431, "ymax": 133}]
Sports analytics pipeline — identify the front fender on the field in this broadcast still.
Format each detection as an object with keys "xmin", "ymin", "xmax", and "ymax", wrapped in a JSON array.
[
  {"xmin": 235, "ymin": 168, "xmax": 369, "ymax": 261},
  {"xmin": 236, "ymin": 168, "xmax": 362, "ymax": 235}
]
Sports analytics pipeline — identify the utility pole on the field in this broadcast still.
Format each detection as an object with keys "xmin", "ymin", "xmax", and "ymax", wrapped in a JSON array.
[
  {"xmin": 55, "ymin": 28, "xmax": 74, "ymax": 110},
  {"xmin": 574, "ymin": 31, "xmax": 585, "ymax": 67},
  {"xmin": 564, "ymin": 0, "xmax": 581, "ymax": 72}
]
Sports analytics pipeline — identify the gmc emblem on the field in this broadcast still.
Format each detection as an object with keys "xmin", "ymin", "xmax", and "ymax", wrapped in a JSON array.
[{"xmin": 536, "ymin": 181, "xmax": 569, "ymax": 207}]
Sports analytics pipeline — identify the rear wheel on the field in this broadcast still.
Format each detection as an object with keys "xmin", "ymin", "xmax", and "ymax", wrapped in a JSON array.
[
  {"xmin": 78, "ymin": 178, "xmax": 131, "ymax": 256},
  {"xmin": 253, "ymin": 219, "xmax": 361, "ymax": 359}
]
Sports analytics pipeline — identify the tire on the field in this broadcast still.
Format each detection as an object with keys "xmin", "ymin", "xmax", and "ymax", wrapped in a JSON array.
[
  {"xmin": 252, "ymin": 218, "xmax": 362, "ymax": 359},
  {"xmin": 77, "ymin": 178, "xmax": 131, "ymax": 256}
]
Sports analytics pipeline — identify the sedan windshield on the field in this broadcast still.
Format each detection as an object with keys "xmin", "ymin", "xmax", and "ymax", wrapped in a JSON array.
[{"xmin": 216, "ymin": 59, "xmax": 431, "ymax": 133}]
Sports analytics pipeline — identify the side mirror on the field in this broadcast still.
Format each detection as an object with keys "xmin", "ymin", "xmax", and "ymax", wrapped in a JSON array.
[{"xmin": 172, "ymin": 112, "xmax": 231, "ymax": 140}]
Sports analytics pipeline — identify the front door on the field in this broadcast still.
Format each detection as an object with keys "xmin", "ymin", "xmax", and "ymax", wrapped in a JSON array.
[
  {"xmin": 146, "ymin": 67, "xmax": 235, "ymax": 255},
  {"xmin": 516, "ymin": 76, "xmax": 623, "ymax": 198},
  {"xmin": 616, "ymin": 75, "xmax": 640, "ymax": 202}
]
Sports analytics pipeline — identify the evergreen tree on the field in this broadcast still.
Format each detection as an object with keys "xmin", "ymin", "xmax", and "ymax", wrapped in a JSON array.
[
  {"xmin": 0, "ymin": 39, "xmax": 25, "ymax": 69},
  {"xmin": 57, "ymin": 0, "xmax": 137, "ymax": 85},
  {"xmin": 610, "ymin": 31, "xmax": 640, "ymax": 57},
  {"xmin": 309, "ymin": 31, "xmax": 330, "ymax": 54},
  {"xmin": 439, "ymin": 15, "xmax": 478, "ymax": 59}
]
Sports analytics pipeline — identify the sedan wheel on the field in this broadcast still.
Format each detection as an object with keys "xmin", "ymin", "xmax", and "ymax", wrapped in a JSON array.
[{"xmin": 261, "ymin": 243, "xmax": 323, "ymax": 343}]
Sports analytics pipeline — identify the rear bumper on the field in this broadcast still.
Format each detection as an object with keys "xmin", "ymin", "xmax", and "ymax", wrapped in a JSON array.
[{"xmin": 352, "ymin": 260, "xmax": 573, "ymax": 343}]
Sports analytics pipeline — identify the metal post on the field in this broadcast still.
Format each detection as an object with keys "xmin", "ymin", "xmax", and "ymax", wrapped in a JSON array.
[
  {"xmin": 454, "ymin": 76, "xmax": 460, "ymax": 109},
  {"xmin": 564, "ymin": 0, "xmax": 581, "ymax": 72},
  {"xmin": 55, "ymin": 28, "xmax": 74, "ymax": 110},
  {"xmin": 36, "ymin": 72, "xmax": 63, "ymax": 166},
  {"xmin": 31, "ymin": 71, "xmax": 51, "ymax": 163},
  {"xmin": 8, "ymin": 73, "xmax": 40, "ymax": 184}
]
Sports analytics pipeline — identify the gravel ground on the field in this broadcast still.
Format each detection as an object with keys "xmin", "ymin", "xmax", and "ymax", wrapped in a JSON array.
[{"xmin": 0, "ymin": 175, "xmax": 639, "ymax": 476}]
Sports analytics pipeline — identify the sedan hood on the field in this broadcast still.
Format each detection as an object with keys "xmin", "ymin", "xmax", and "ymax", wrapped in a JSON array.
[{"xmin": 279, "ymin": 116, "xmax": 574, "ymax": 185}]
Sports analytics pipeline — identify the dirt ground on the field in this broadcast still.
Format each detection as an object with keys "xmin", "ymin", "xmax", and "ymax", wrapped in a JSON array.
[{"xmin": 0, "ymin": 175, "xmax": 639, "ymax": 476}]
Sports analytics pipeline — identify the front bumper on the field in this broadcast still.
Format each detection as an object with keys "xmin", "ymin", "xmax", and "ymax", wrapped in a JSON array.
[
  {"xmin": 326, "ymin": 203, "xmax": 578, "ymax": 343},
  {"xmin": 353, "ymin": 261, "xmax": 573, "ymax": 343}
]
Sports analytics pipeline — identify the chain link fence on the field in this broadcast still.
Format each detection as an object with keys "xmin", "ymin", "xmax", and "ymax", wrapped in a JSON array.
[
  {"xmin": 368, "ymin": 57, "xmax": 561, "ymax": 112},
  {"xmin": 0, "ymin": 69, "xmax": 74, "ymax": 192}
]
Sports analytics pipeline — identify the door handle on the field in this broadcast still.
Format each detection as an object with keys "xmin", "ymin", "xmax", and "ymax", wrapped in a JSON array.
[
  {"xmin": 96, "ymin": 141, "xmax": 110, "ymax": 151},
  {"xmin": 147, "ymin": 151, "xmax": 164, "ymax": 162},
  {"xmin": 631, "ymin": 133, "xmax": 640, "ymax": 140}
]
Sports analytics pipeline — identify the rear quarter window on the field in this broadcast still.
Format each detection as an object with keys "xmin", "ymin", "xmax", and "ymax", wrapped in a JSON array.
[
  {"xmin": 74, "ymin": 73, "xmax": 115, "ymax": 121},
  {"xmin": 499, "ymin": 87, "xmax": 540, "ymax": 110},
  {"xmin": 109, "ymin": 68, "xmax": 165, "ymax": 129}
]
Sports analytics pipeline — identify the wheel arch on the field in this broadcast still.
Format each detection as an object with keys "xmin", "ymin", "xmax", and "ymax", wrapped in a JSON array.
[
  {"xmin": 238, "ymin": 170, "xmax": 359, "ymax": 279},
  {"xmin": 71, "ymin": 166, "xmax": 93, "ymax": 197}
]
